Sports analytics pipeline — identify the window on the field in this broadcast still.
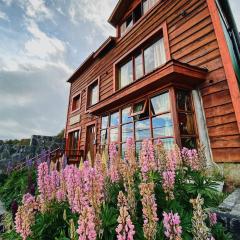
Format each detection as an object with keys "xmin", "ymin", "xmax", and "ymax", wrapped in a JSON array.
[
  {"xmin": 68, "ymin": 130, "xmax": 80, "ymax": 156},
  {"xmin": 176, "ymin": 90, "xmax": 197, "ymax": 149},
  {"xmin": 143, "ymin": 0, "xmax": 158, "ymax": 14},
  {"xmin": 100, "ymin": 89, "xmax": 198, "ymax": 155},
  {"xmin": 119, "ymin": 60, "xmax": 133, "ymax": 89},
  {"xmin": 117, "ymin": 36, "xmax": 166, "ymax": 90},
  {"xmin": 87, "ymin": 79, "xmax": 99, "ymax": 107},
  {"xmin": 119, "ymin": 1, "xmax": 159, "ymax": 37},
  {"xmin": 144, "ymin": 38, "xmax": 166, "ymax": 74},
  {"xmin": 72, "ymin": 94, "xmax": 80, "ymax": 112}
]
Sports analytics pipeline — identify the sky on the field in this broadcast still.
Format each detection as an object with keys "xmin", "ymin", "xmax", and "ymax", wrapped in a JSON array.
[{"xmin": 0, "ymin": 0, "xmax": 239, "ymax": 140}]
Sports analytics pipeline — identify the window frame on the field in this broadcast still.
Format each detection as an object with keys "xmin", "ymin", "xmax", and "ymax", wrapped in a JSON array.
[
  {"xmin": 86, "ymin": 77, "xmax": 100, "ymax": 111},
  {"xmin": 71, "ymin": 92, "xmax": 81, "ymax": 113},
  {"xmin": 114, "ymin": 22, "xmax": 170, "ymax": 91},
  {"xmin": 130, "ymin": 99, "xmax": 148, "ymax": 117}
]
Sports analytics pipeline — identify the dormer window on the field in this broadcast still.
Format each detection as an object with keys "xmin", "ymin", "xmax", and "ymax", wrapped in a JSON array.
[{"xmin": 119, "ymin": 0, "xmax": 159, "ymax": 37}]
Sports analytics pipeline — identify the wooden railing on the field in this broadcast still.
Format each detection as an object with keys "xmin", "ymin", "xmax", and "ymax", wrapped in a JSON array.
[{"xmin": 11, "ymin": 148, "xmax": 64, "ymax": 172}]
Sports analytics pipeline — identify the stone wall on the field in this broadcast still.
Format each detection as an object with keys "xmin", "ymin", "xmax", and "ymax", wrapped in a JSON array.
[{"xmin": 0, "ymin": 135, "xmax": 65, "ymax": 172}]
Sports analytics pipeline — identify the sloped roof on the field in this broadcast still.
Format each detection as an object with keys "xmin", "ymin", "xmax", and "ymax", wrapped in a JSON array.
[{"xmin": 108, "ymin": 0, "xmax": 132, "ymax": 27}]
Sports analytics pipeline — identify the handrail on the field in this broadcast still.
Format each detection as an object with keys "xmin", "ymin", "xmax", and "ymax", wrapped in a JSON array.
[{"xmin": 10, "ymin": 148, "xmax": 64, "ymax": 172}]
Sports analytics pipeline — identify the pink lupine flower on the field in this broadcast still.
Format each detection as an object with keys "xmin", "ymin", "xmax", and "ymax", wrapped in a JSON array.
[
  {"xmin": 209, "ymin": 212, "xmax": 217, "ymax": 226},
  {"xmin": 139, "ymin": 139, "xmax": 157, "ymax": 181},
  {"xmin": 181, "ymin": 147, "xmax": 199, "ymax": 171},
  {"xmin": 37, "ymin": 162, "xmax": 49, "ymax": 200},
  {"xmin": 22, "ymin": 193, "xmax": 37, "ymax": 210},
  {"xmin": 109, "ymin": 143, "xmax": 120, "ymax": 183},
  {"xmin": 163, "ymin": 211, "xmax": 182, "ymax": 240},
  {"xmin": 124, "ymin": 137, "xmax": 137, "ymax": 172},
  {"xmin": 166, "ymin": 150, "xmax": 177, "ymax": 172},
  {"xmin": 77, "ymin": 205, "xmax": 97, "ymax": 240},
  {"xmin": 162, "ymin": 170, "xmax": 175, "ymax": 200},
  {"xmin": 139, "ymin": 182, "xmax": 158, "ymax": 239},
  {"xmin": 116, "ymin": 191, "xmax": 135, "ymax": 240},
  {"xmin": 56, "ymin": 189, "xmax": 66, "ymax": 202}
]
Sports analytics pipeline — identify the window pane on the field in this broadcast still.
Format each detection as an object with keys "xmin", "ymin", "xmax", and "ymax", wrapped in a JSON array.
[
  {"xmin": 72, "ymin": 94, "xmax": 80, "ymax": 111},
  {"xmin": 101, "ymin": 116, "xmax": 109, "ymax": 129},
  {"xmin": 143, "ymin": 0, "xmax": 158, "ymax": 14},
  {"xmin": 121, "ymin": 143, "xmax": 126, "ymax": 158},
  {"xmin": 89, "ymin": 82, "xmax": 99, "ymax": 106},
  {"xmin": 144, "ymin": 38, "xmax": 166, "ymax": 74},
  {"xmin": 152, "ymin": 113, "xmax": 173, "ymax": 137},
  {"xmin": 122, "ymin": 107, "xmax": 132, "ymax": 124},
  {"xmin": 135, "ymin": 119, "xmax": 151, "ymax": 140},
  {"xmin": 150, "ymin": 92, "xmax": 170, "ymax": 115},
  {"xmin": 135, "ymin": 141, "xmax": 142, "ymax": 157},
  {"xmin": 133, "ymin": 4, "xmax": 142, "ymax": 22},
  {"xmin": 135, "ymin": 53, "xmax": 143, "ymax": 80},
  {"xmin": 176, "ymin": 90, "xmax": 192, "ymax": 111},
  {"xmin": 154, "ymin": 138, "xmax": 174, "ymax": 151},
  {"xmin": 178, "ymin": 113, "xmax": 195, "ymax": 135},
  {"xmin": 181, "ymin": 138, "xmax": 197, "ymax": 149},
  {"xmin": 122, "ymin": 123, "xmax": 134, "ymax": 142},
  {"xmin": 110, "ymin": 127, "xmax": 118, "ymax": 142},
  {"xmin": 100, "ymin": 129, "xmax": 108, "ymax": 145},
  {"xmin": 110, "ymin": 112, "xmax": 119, "ymax": 127},
  {"xmin": 133, "ymin": 101, "xmax": 145, "ymax": 113},
  {"xmin": 119, "ymin": 60, "xmax": 133, "ymax": 89}
]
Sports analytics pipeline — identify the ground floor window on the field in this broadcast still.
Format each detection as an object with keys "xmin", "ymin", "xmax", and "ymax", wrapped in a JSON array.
[
  {"xmin": 100, "ymin": 88, "xmax": 197, "ymax": 156},
  {"xmin": 67, "ymin": 130, "xmax": 80, "ymax": 157}
]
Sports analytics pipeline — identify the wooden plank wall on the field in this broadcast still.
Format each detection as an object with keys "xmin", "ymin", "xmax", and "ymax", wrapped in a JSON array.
[{"xmin": 67, "ymin": 0, "xmax": 240, "ymax": 162}]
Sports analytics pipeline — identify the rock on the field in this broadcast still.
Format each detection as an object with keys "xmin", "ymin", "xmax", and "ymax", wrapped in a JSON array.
[{"xmin": 216, "ymin": 188, "xmax": 240, "ymax": 239}]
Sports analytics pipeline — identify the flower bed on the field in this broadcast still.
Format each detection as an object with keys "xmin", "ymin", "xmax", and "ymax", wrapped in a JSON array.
[{"xmin": 1, "ymin": 138, "xmax": 233, "ymax": 239}]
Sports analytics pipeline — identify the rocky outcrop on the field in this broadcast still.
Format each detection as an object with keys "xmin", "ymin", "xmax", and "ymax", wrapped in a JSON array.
[
  {"xmin": 0, "ymin": 135, "xmax": 65, "ymax": 172},
  {"xmin": 216, "ymin": 189, "xmax": 240, "ymax": 240}
]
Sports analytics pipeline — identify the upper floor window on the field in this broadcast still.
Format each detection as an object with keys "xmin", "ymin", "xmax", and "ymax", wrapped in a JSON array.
[
  {"xmin": 117, "ymin": 36, "xmax": 166, "ymax": 90},
  {"xmin": 143, "ymin": 0, "xmax": 158, "ymax": 14},
  {"xmin": 119, "ymin": 0, "xmax": 159, "ymax": 37},
  {"xmin": 87, "ymin": 79, "xmax": 99, "ymax": 107},
  {"xmin": 72, "ymin": 93, "xmax": 80, "ymax": 112}
]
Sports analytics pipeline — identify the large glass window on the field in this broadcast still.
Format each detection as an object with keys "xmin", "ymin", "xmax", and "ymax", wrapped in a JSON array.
[
  {"xmin": 100, "ymin": 89, "xmax": 197, "ymax": 154},
  {"xmin": 117, "ymin": 36, "xmax": 166, "ymax": 90},
  {"xmin": 144, "ymin": 38, "xmax": 166, "ymax": 74}
]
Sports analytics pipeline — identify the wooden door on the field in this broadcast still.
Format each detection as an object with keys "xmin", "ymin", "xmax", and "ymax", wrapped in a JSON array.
[{"xmin": 85, "ymin": 124, "xmax": 96, "ymax": 163}]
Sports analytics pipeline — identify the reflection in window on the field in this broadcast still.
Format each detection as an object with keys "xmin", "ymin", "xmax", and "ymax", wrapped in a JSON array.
[
  {"xmin": 110, "ymin": 128, "xmax": 118, "ymax": 142},
  {"xmin": 177, "ymin": 90, "xmax": 192, "ymax": 111},
  {"xmin": 100, "ymin": 129, "xmax": 108, "ymax": 145},
  {"xmin": 119, "ymin": 60, "xmax": 133, "ymax": 88},
  {"xmin": 181, "ymin": 138, "xmax": 196, "ymax": 149},
  {"xmin": 135, "ymin": 53, "xmax": 143, "ymax": 80},
  {"xmin": 152, "ymin": 113, "xmax": 173, "ymax": 138},
  {"xmin": 122, "ymin": 107, "xmax": 132, "ymax": 124},
  {"xmin": 110, "ymin": 112, "xmax": 119, "ymax": 127},
  {"xmin": 132, "ymin": 101, "xmax": 145, "ymax": 114},
  {"xmin": 120, "ymin": 15, "xmax": 133, "ymax": 36},
  {"xmin": 135, "ymin": 118, "xmax": 151, "ymax": 140},
  {"xmin": 144, "ymin": 38, "xmax": 166, "ymax": 74},
  {"xmin": 178, "ymin": 113, "xmax": 195, "ymax": 135},
  {"xmin": 101, "ymin": 116, "xmax": 109, "ymax": 129},
  {"xmin": 150, "ymin": 92, "xmax": 170, "ymax": 114},
  {"xmin": 122, "ymin": 123, "xmax": 134, "ymax": 142}
]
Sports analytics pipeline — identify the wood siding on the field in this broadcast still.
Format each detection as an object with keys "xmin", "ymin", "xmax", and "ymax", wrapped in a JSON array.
[{"xmin": 66, "ymin": 0, "xmax": 240, "ymax": 162}]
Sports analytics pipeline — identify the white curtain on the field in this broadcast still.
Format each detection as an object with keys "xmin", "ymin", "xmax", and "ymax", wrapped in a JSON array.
[{"xmin": 153, "ymin": 37, "xmax": 166, "ymax": 68}]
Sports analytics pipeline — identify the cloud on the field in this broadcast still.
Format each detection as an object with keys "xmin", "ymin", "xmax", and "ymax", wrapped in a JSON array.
[
  {"xmin": 0, "ymin": 10, "xmax": 9, "ymax": 21},
  {"xmin": 25, "ymin": 20, "xmax": 66, "ymax": 59},
  {"xmin": 69, "ymin": 0, "xmax": 117, "ymax": 37}
]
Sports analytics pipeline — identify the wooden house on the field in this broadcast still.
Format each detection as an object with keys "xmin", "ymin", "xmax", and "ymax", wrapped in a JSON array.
[{"xmin": 65, "ymin": 0, "xmax": 240, "ymax": 165}]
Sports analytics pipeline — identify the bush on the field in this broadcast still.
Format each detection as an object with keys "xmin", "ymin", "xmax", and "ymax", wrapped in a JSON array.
[{"xmin": 0, "ymin": 168, "xmax": 36, "ymax": 210}]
